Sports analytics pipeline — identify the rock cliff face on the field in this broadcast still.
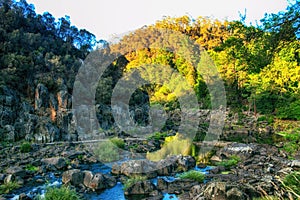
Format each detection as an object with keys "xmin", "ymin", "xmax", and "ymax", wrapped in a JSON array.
[
  {"xmin": 0, "ymin": 83, "xmax": 275, "ymax": 143},
  {"xmin": 0, "ymin": 83, "xmax": 77, "ymax": 143}
]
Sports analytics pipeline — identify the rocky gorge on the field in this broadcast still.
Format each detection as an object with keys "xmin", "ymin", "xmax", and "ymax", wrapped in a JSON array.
[{"xmin": 0, "ymin": 137, "xmax": 299, "ymax": 200}]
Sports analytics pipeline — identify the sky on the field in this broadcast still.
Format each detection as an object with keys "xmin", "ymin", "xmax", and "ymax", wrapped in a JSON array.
[{"xmin": 26, "ymin": 0, "xmax": 289, "ymax": 41}]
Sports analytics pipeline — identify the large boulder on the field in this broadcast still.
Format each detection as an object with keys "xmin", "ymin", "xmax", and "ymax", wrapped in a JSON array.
[
  {"xmin": 177, "ymin": 155, "xmax": 196, "ymax": 171},
  {"xmin": 6, "ymin": 166, "xmax": 26, "ymax": 178},
  {"xmin": 124, "ymin": 180, "xmax": 156, "ymax": 196},
  {"xmin": 83, "ymin": 171, "xmax": 116, "ymax": 191},
  {"xmin": 120, "ymin": 159, "xmax": 157, "ymax": 178},
  {"xmin": 41, "ymin": 157, "xmax": 66, "ymax": 170},
  {"xmin": 62, "ymin": 169, "xmax": 84, "ymax": 187},
  {"xmin": 62, "ymin": 170, "xmax": 116, "ymax": 191}
]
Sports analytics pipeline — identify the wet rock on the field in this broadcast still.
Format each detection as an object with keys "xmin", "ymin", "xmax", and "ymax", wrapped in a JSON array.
[
  {"xmin": 124, "ymin": 180, "xmax": 156, "ymax": 195},
  {"xmin": 157, "ymin": 178, "xmax": 198, "ymax": 194},
  {"xmin": 18, "ymin": 193, "xmax": 32, "ymax": 200},
  {"xmin": 83, "ymin": 171, "xmax": 116, "ymax": 191},
  {"xmin": 41, "ymin": 157, "xmax": 66, "ymax": 170},
  {"xmin": 62, "ymin": 169, "xmax": 84, "ymax": 186},
  {"xmin": 111, "ymin": 164, "xmax": 121, "ymax": 175},
  {"xmin": 177, "ymin": 155, "xmax": 196, "ymax": 171}
]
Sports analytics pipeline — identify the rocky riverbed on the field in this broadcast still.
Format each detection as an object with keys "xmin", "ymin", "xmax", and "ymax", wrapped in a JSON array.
[{"xmin": 0, "ymin": 141, "xmax": 299, "ymax": 200}]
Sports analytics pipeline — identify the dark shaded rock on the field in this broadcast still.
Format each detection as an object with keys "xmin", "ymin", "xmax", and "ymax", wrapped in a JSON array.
[
  {"xmin": 156, "ymin": 156, "xmax": 178, "ymax": 176},
  {"xmin": 18, "ymin": 193, "xmax": 32, "ymax": 200},
  {"xmin": 157, "ymin": 178, "xmax": 198, "ymax": 194},
  {"xmin": 6, "ymin": 166, "xmax": 26, "ymax": 178},
  {"xmin": 124, "ymin": 180, "xmax": 156, "ymax": 195},
  {"xmin": 177, "ymin": 155, "xmax": 196, "ymax": 171},
  {"xmin": 226, "ymin": 187, "xmax": 247, "ymax": 200},
  {"xmin": 83, "ymin": 171, "xmax": 116, "ymax": 191},
  {"xmin": 62, "ymin": 169, "xmax": 84, "ymax": 186},
  {"xmin": 0, "ymin": 173, "xmax": 5, "ymax": 183},
  {"xmin": 111, "ymin": 164, "xmax": 121, "ymax": 175},
  {"xmin": 121, "ymin": 159, "xmax": 157, "ymax": 178},
  {"xmin": 34, "ymin": 83, "xmax": 49, "ymax": 110},
  {"xmin": 34, "ymin": 119, "xmax": 60, "ymax": 143},
  {"xmin": 41, "ymin": 157, "xmax": 66, "ymax": 170}
]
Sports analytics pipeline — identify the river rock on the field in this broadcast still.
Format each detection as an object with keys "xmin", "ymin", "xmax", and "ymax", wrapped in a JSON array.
[
  {"xmin": 62, "ymin": 169, "xmax": 84, "ymax": 186},
  {"xmin": 41, "ymin": 157, "xmax": 66, "ymax": 170},
  {"xmin": 124, "ymin": 180, "xmax": 156, "ymax": 195},
  {"xmin": 83, "ymin": 171, "xmax": 116, "ymax": 191},
  {"xmin": 157, "ymin": 178, "xmax": 198, "ymax": 194},
  {"xmin": 6, "ymin": 166, "xmax": 26, "ymax": 178},
  {"xmin": 177, "ymin": 155, "xmax": 196, "ymax": 171},
  {"xmin": 120, "ymin": 159, "xmax": 157, "ymax": 178}
]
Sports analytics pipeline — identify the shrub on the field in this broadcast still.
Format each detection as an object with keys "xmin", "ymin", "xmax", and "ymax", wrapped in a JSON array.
[
  {"xmin": 94, "ymin": 141, "xmax": 119, "ymax": 162},
  {"xmin": 123, "ymin": 176, "xmax": 147, "ymax": 190},
  {"xmin": 20, "ymin": 142, "xmax": 32, "ymax": 153},
  {"xmin": 0, "ymin": 181, "xmax": 20, "ymax": 194},
  {"xmin": 43, "ymin": 186, "xmax": 81, "ymax": 200},
  {"xmin": 217, "ymin": 155, "xmax": 241, "ymax": 169},
  {"xmin": 283, "ymin": 171, "xmax": 300, "ymax": 197},
  {"xmin": 277, "ymin": 99, "xmax": 300, "ymax": 120},
  {"xmin": 110, "ymin": 137, "xmax": 125, "ymax": 149},
  {"xmin": 146, "ymin": 133, "xmax": 192, "ymax": 161},
  {"xmin": 147, "ymin": 132, "xmax": 168, "ymax": 140},
  {"xmin": 25, "ymin": 164, "xmax": 39, "ymax": 172},
  {"xmin": 277, "ymin": 130, "xmax": 300, "ymax": 157},
  {"xmin": 178, "ymin": 170, "xmax": 205, "ymax": 183}
]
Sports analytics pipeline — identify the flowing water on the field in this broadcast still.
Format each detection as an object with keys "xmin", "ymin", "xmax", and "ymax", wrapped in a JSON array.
[{"xmin": 10, "ymin": 164, "xmax": 214, "ymax": 200}]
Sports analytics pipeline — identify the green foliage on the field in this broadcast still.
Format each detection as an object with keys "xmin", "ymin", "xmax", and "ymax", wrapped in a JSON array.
[
  {"xmin": 20, "ymin": 142, "xmax": 32, "ymax": 153},
  {"xmin": 94, "ymin": 141, "xmax": 119, "ymax": 162},
  {"xmin": 123, "ymin": 176, "xmax": 147, "ymax": 190},
  {"xmin": 283, "ymin": 171, "xmax": 300, "ymax": 197},
  {"xmin": 277, "ymin": 99, "xmax": 300, "ymax": 120},
  {"xmin": 146, "ymin": 133, "xmax": 192, "ymax": 161},
  {"xmin": 0, "ymin": 0, "xmax": 95, "ymax": 96},
  {"xmin": 0, "ymin": 181, "xmax": 20, "ymax": 194},
  {"xmin": 43, "ymin": 186, "xmax": 81, "ymax": 200},
  {"xmin": 277, "ymin": 130, "xmax": 300, "ymax": 156},
  {"xmin": 216, "ymin": 155, "xmax": 241, "ymax": 169},
  {"xmin": 25, "ymin": 164, "xmax": 38, "ymax": 172},
  {"xmin": 178, "ymin": 170, "xmax": 205, "ymax": 183},
  {"xmin": 147, "ymin": 132, "xmax": 168, "ymax": 141},
  {"xmin": 110, "ymin": 137, "xmax": 125, "ymax": 149}
]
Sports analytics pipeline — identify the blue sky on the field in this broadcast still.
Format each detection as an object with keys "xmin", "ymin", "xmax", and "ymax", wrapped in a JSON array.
[{"xmin": 27, "ymin": 0, "xmax": 288, "ymax": 40}]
